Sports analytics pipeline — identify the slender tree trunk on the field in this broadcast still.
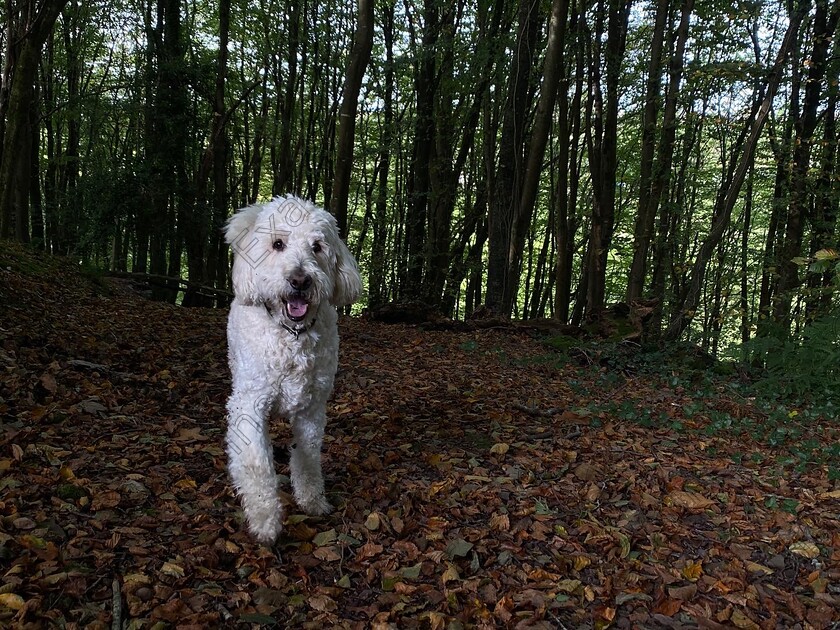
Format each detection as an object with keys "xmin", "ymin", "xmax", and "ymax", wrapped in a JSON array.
[
  {"xmin": 184, "ymin": 0, "xmax": 230, "ymax": 307},
  {"xmin": 209, "ymin": 42, "xmax": 231, "ymax": 298},
  {"xmin": 627, "ymin": 0, "xmax": 693, "ymax": 302},
  {"xmin": 510, "ymin": 0, "xmax": 568, "ymax": 306},
  {"xmin": 442, "ymin": 187, "xmax": 487, "ymax": 315},
  {"xmin": 0, "ymin": 0, "xmax": 67, "ymax": 240},
  {"xmin": 529, "ymin": 200, "xmax": 553, "ymax": 319},
  {"xmin": 584, "ymin": 0, "xmax": 631, "ymax": 318},
  {"xmin": 57, "ymin": 1, "xmax": 81, "ymax": 249},
  {"xmin": 626, "ymin": 0, "xmax": 669, "ymax": 302},
  {"xmin": 486, "ymin": 0, "xmax": 540, "ymax": 315},
  {"xmin": 772, "ymin": 0, "xmax": 839, "ymax": 328},
  {"xmin": 757, "ymin": 19, "xmax": 799, "ymax": 328},
  {"xmin": 810, "ymin": 59, "xmax": 838, "ymax": 314},
  {"xmin": 369, "ymin": 2, "xmax": 395, "ymax": 308},
  {"xmin": 554, "ymin": 0, "xmax": 585, "ymax": 323},
  {"xmin": 29, "ymin": 91, "xmax": 43, "ymax": 248},
  {"xmin": 330, "ymin": 0, "xmax": 373, "ymax": 235},
  {"xmin": 423, "ymin": 4, "xmax": 456, "ymax": 304},
  {"xmin": 740, "ymin": 168, "xmax": 754, "ymax": 346},
  {"xmin": 143, "ymin": 0, "xmax": 187, "ymax": 302},
  {"xmin": 425, "ymin": 0, "xmax": 508, "ymax": 307},
  {"xmin": 402, "ymin": 0, "xmax": 438, "ymax": 298},
  {"xmin": 663, "ymin": 10, "xmax": 802, "ymax": 341},
  {"xmin": 273, "ymin": 0, "xmax": 301, "ymax": 194}
]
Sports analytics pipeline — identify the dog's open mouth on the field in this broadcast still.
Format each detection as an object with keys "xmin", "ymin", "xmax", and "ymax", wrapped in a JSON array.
[{"xmin": 282, "ymin": 295, "xmax": 310, "ymax": 322}]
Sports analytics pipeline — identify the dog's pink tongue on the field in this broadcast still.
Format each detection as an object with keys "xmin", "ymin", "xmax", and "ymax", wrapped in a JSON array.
[{"xmin": 286, "ymin": 297, "xmax": 309, "ymax": 319}]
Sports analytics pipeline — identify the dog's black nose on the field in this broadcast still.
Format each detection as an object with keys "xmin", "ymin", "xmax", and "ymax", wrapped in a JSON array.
[{"xmin": 289, "ymin": 274, "xmax": 312, "ymax": 291}]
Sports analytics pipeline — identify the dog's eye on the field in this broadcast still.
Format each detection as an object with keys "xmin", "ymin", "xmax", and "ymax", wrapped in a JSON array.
[
  {"xmin": 312, "ymin": 242, "xmax": 322, "ymax": 254},
  {"xmin": 272, "ymin": 239, "xmax": 285, "ymax": 251}
]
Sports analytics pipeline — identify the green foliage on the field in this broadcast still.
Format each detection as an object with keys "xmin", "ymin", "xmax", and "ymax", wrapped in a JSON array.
[
  {"xmin": 733, "ymin": 312, "xmax": 840, "ymax": 406},
  {"xmin": 793, "ymin": 248, "xmax": 840, "ymax": 285},
  {"xmin": 534, "ymin": 330, "xmax": 838, "ymax": 475}
]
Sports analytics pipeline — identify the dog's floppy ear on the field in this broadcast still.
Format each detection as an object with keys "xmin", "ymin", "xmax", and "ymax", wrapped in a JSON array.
[
  {"xmin": 330, "ymin": 231, "xmax": 362, "ymax": 307},
  {"xmin": 327, "ymin": 215, "xmax": 362, "ymax": 306},
  {"xmin": 225, "ymin": 205, "xmax": 263, "ymax": 305}
]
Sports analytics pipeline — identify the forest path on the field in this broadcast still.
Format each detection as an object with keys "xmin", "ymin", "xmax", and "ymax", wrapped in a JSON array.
[{"xmin": 1, "ymin": 243, "xmax": 838, "ymax": 629}]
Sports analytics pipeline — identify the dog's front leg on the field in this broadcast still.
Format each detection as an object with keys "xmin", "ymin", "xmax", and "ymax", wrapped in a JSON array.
[
  {"xmin": 289, "ymin": 411, "xmax": 332, "ymax": 516},
  {"xmin": 226, "ymin": 391, "xmax": 283, "ymax": 544}
]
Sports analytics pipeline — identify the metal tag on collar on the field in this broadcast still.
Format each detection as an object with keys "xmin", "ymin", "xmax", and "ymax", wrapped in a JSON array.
[{"xmin": 282, "ymin": 322, "xmax": 302, "ymax": 338}]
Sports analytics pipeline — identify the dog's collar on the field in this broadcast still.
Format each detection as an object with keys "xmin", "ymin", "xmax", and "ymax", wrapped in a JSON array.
[{"xmin": 264, "ymin": 302, "xmax": 316, "ymax": 338}]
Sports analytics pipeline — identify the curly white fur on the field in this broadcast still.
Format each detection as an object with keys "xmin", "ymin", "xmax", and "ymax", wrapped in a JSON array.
[{"xmin": 224, "ymin": 195, "xmax": 361, "ymax": 544}]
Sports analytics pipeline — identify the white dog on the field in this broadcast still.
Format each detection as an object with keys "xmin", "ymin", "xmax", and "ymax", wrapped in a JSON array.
[{"xmin": 223, "ymin": 195, "xmax": 361, "ymax": 543}]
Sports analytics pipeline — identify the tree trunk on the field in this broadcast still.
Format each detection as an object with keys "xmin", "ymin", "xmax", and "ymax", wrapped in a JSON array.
[
  {"xmin": 627, "ymin": 0, "xmax": 693, "ymax": 302},
  {"xmin": 425, "ymin": 0, "xmax": 508, "ymax": 307},
  {"xmin": 369, "ymin": 2, "xmax": 395, "ymax": 308},
  {"xmin": 330, "ymin": 0, "xmax": 373, "ymax": 236},
  {"xmin": 442, "ymin": 187, "xmax": 487, "ymax": 315},
  {"xmin": 29, "ymin": 92, "xmax": 43, "ymax": 248},
  {"xmin": 584, "ymin": 0, "xmax": 631, "ymax": 318},
  {"xmin": 486, "ymin": 0, "xmax": 541, "ymax": 315},
  {"xmin": 0, "ymin": 0, "xmax": 67, "ymax": 240},
  {"xmin": 810, "ymin": 62, "xmax": 838, "ymax": 315},
  {"xmin": 554, "ymin": 1, "xmax": 586, "ymax": 323},
  {"xmin": 143, "ymin": 0, "xmax": 188, "ymax": 303},
  {"xmin": 510, "ymin": 0, "xmax": 568, "ymax": 307},
  {"xmin": 273, "ymin": 0, "xmax": 301, "ymax": 194},
  {"xmin": 402, "ymin": 0, "xmax": 438, "ymax": 299},
  {"xmin": 663, "ymin": 9, "xmax": 802, "ymax": 341},
  {"xmin": 772, "ymin": 0, "xmax": 839, "ymax": 328},
  {"xmin": 740, "ymin": 167, "xmax": 754, "ymax": 346},
  {"xmin": 184, "ymin": 0, "xmax": 230, "ymax": 307}
]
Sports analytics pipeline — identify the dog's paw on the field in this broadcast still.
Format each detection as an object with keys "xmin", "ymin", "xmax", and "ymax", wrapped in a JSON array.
[
  {"xmin": 243, "ymin": 499, "xmax": 284, "ymax": 544},
  {"xmin": 248, "ymin": 516, "xmax": 283, "ymax": 545},
  {"xmin": 299, "ymin": 494, "xmax": 333, "ymax": 517}
]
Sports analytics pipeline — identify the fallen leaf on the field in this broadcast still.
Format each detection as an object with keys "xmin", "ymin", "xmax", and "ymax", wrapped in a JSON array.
[
  {"xmin": 574, "ymin": 462, "xmax": 598, "ymax": 481},
  {"xmin": 445, "ymin": 538, "xmax": 473, "ymax": 559},
  {"xmin": 13, "ymin": 517, "xmax": 36, "ymax": 530},
  {"xmin": 173, "ymin": 427, "xmax": 208, "ymax": 442},
  {"xmin": 653, "ymin": 598, "xmax": 682, "ymax": 616},
  {"xmin": 160, "ymin": 561, "xmax": 185, "ymax": 578},
  {"xmin": 730, "ymin": 608, "xmax": 760, "ymax": 629},
  {"xmin": 356, "ymin": 542, "xmax": 383, "ymax": 560},
  {"xmin": 745, "ymin": 561, "xmax": 773, "ymax": 575},
  {"xmin": 489, "ymin": 512, "xmax": 510, "ymax": 531},
  {"xmin": 92, "ymin": 489, "xmax": 121, "ymax": 510},
  {"xmin": 336, "ymin": 574, "xmax": 351, "ymax": 588},
  {"xmin": 490, "ymin": 442, "xmax": 509, "ymax": 455},
  {"xmin": 308, "ymin": 593, "xmax": 337, "ymax": 613},
  {"xmin": 682, "ymin": 560, "xmax": 703, "ymax": 581},
  {"xmin": 0, "ymin": 593, "xmax": 25, "ymax": 611},
  {"xmin": 313, "ymin": 528, "xmax": 337, "ymax": 546},
  {"xmin": 400, "ymin": 563, "xmax": 422, "ymax": 580},
  {"xmin": 788, "ymin": 541, "xmax": 819, "ymax": 559},
  {"xmin": 40, "ymin": 373, "xmax": 57, "ymax": 393},
  {"xmin": 441, "ymin": 563, "xmax": 460, "ymax": 583},
  {"xmin": 556, "ymin": 579, "xmax": 581, "ymax": 593},
  {"xmin": 313, "ymin": 546, "xmax": 341, "ymax": 561},
  {"xmin": 667, "ymin": 490, "xmax": 714, "ymax": 509},
  {"xmin": 668, "ymin": 583, "xmax": 697, "ymax": 601}
]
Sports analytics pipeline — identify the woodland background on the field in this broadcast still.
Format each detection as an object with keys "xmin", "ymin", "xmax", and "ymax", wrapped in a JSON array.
[
  {"xmin": 0, "ymin": 0, "xmax": 838, "ymax": 361},
  {"xmin": 2, "ymin": 1, "xmax": 840, "ymax": 626}
]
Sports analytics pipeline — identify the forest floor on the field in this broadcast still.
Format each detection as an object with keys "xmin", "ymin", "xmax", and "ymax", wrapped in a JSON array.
[{"xmin": 0, "ymin": 243, "xmax": 839, "ymax": 630}]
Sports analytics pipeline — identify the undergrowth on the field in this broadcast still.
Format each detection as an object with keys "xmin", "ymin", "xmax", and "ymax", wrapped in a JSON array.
[{"xmin": 534, "ymin": 332, "xmax": 839, "ymax": 476}]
